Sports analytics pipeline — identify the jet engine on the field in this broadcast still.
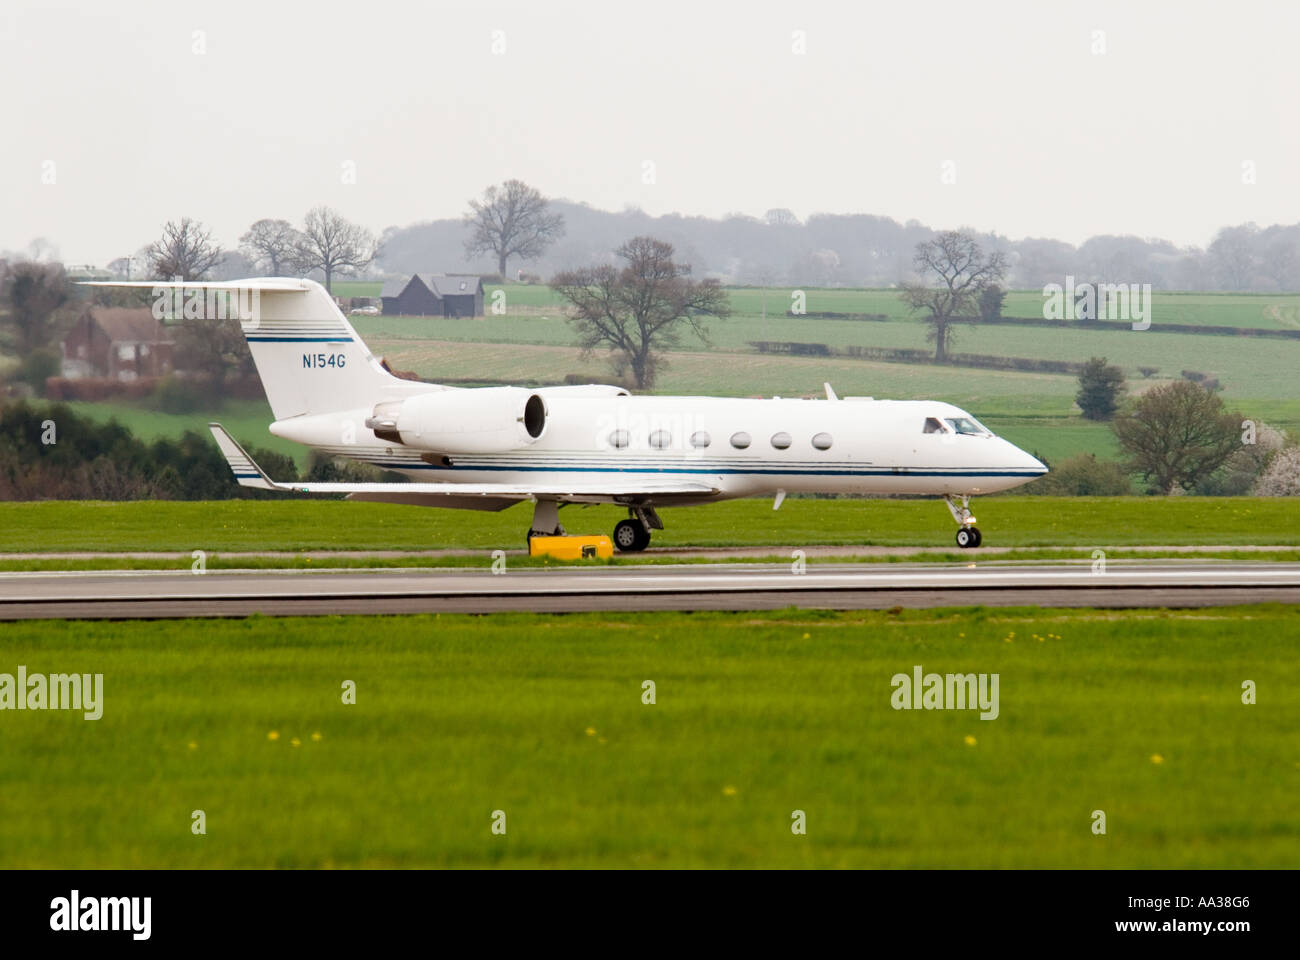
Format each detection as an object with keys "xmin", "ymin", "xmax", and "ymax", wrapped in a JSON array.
[{"xmin": 365, "ymin": 387, "xmax": 547, "ymax": 453}]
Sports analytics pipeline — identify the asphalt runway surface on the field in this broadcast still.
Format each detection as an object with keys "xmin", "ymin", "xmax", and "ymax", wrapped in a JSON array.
[{"xmin": 1, "ymin": 561, "xmax": 1298, "ymax": 619}]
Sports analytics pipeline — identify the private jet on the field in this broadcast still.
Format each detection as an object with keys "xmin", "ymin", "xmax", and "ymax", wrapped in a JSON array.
[{"xmin": 87, "ymin": 278, "xmax": 1047, "ymax": 550}]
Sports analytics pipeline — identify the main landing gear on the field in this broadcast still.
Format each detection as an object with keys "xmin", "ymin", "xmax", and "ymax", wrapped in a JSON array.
[
  {"xmin": 944, "ymin": 495, "xmax": 983, "ymax": 549},
  {"xmin": 527, "ymin": 499, "xmax": 565, "ymax": 542},
  {"xmin": 612, "ymin": 506, "xmax": 663, "ymax": 553},
  {"xmin": 528, "ymin": 501, "xmax": 664, "ymax": 553}
]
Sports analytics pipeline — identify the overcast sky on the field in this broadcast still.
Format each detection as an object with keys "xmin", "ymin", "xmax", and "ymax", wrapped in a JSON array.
[{"xmin": 3, "ymin": 0, "xmax": 1296, "ymax": 265}]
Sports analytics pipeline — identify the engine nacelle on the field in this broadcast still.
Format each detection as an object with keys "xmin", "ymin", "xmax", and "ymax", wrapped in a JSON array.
[{"xmin": 376, "ymin": 387, "xmax": 547, "ymax": 453}]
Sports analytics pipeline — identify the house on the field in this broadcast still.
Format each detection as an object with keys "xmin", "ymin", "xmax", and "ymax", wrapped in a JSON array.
[
  {"xmin": 381, "ymin": 273, "xmax": 484, "ymax": 317},
  {"xmin": 61, "ymin": 306, "xmax": 175, "ymax": 381}
]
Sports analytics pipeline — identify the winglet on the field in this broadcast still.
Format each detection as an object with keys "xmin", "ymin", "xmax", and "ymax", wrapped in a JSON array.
[
  {"xmin": 824, "ymin": 382, "xmax": 838, "ymax": 400},
  {"xmin": 208, "ymin": 423, "xmax": 283, "ymax": 490}
]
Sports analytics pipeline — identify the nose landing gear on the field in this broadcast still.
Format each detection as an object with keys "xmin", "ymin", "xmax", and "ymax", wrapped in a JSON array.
[{"xmin": 944, "ymin": 495, "xmax": 983, "ymax": 549}]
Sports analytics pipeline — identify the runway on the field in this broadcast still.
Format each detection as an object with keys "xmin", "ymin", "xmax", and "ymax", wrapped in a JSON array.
[{"xmin": 1, "ymin": 561, "xmax": 1298, "ymax": 618}]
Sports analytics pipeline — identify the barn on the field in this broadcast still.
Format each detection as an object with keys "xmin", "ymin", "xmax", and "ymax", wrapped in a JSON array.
[
  {"xmin": 433, "ymin": 274, "xmax": 485, "ymax": 317},
  {"xmin": 61, "ymin": 306, "xmax": 175, "ymax": 381},
  {"xmin": 381, "ymin": 274, "xmax": 484, "ymax": 317}
]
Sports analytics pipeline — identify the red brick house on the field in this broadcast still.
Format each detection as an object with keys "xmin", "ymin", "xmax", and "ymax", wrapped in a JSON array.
[{"xmin": 61, "ymin": 307, "xmax": 175, "ymax": 381}]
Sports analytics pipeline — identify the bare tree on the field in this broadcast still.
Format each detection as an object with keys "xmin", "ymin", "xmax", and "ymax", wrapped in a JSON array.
[
  {"xmin": 464, "ymin": 179, "xmax": 565, "ymax": 279},
  {"xmin": 173, "ymin": 312, "xmax": 256, "ymax": 386},
  {"xmin": 296, "ymin": 207, "xmax": 377, "ymax": 293},
  {"xmin": 900, "ymin": 231, "xmax": 1007, "ymax": 361},
  {"xmin": 1208, "ymin": 224, "xmax": 1261, "ymax": 291},
  {"xmin": 240, "ymin": 219, "xmax": 303, "ymax": 276},
  {"xmin": 147, "ymin": 218, "xmax": 224, "ymax": 281},
  {"xmin": 551, "ymin": 236, "xmax": 731, "ymax": 390}
]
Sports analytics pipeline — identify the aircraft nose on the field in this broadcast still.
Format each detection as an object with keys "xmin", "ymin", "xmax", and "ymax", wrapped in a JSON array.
[
  {"xmin": 998, "ymin": 437, "xmax": 1048, "ymax": 474},
  {"xmin": 1018, "ymin": 445, "xmax": 1048, "ymax": 474}
]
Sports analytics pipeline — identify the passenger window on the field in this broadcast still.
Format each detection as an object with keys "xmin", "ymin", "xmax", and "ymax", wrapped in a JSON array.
[
  {"xmin": 730, "ymin": 432, "xmax": 751, "ymax": 449},
  {"xmin": 811, "ymin": 432, "xmax": 833, "ymax": 450},
  {"xmin": 609, "ymin": 429, "xmax": 629, "ymax": 448},
  {"xmin": 770, "ymin": 432, "xmax": 792, "ymax": 449},
  {"xmin": 690, "ymin": 431, "xmax": 711, "ymax": 448},
  {"xmin": 649, "ymin": 430, "xmax": 671, "ymax": 449},
  {"xmin": 923, "ymin": 417, "xmax": 945, "ymax": 434}
]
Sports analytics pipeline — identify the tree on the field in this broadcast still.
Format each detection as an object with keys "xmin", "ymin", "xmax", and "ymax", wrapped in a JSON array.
[
  {"xmin": 977, "ymin": 284, "xmax": 1005, "ymax": 321},
  {"xmin": 296, "ymin": 207, "xmax": 377, "ymax": 293},
  {"xmin": 239, "ymin": 219, "xmax": 303, "ymax": 276},
  {"xmin": 172, "ymin": 313, "xmax": 256, "ymax": 389},
  {"xmin": 1112, "ymin": 380, "xmax": 1242, "ymax": 494},
  {"xmin": 0, "ymin": 260, "xmax": 74, "ymax": 356},
  {"xmin": 1199, "ymin": 421, "xmax": 1284, "ymax": 494},
  {"xmin": 464, "ymin": 179, "xmax": 565, "ymax": 279},
  {"xmin": 1075, "ymin": 356, "xmax": 1127, "ymax": 420},
  {"xmin": 900, "ymin": 231, "xmax": 1007, "ymax": 361},
  {"xmin": 147, "ymin": 218, "xmax": 223, "ymax": 281},
  {"xmin": 551, "ymin": 236, "xmax": 731, "ymax": 389},
  {"xmin": 1254, "ymin": 446, "xmax": 1300, "ymax": 496},
  {"xmin": 1208, "ymin": 224, "xmax": 1260, "ymax": 291},
  {"xmin": 765, "ymin": 208, "xmax": 799, "ymax": 227}
]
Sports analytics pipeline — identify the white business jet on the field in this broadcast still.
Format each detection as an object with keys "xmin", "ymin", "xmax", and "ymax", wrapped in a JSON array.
[{"xmin": 86, "ymin": 278, "xmax": 1047, "ymax": 550}]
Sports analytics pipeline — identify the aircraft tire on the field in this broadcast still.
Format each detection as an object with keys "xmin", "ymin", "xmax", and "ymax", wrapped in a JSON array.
[{"xmin": 614, "ymin": 520, "xmax": 649, "ymax": 552}]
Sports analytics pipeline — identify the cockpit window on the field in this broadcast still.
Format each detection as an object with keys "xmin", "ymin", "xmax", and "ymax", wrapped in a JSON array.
[
  {"xmin": 945, "ymin": 417, "xmax": 990, "ymax": 436},
  {"xmin": 923, "ymin": 417, "xmax": 946, "ymax": 434}
]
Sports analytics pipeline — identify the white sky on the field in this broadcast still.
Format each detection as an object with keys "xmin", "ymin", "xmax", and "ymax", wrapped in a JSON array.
[{"xmin": 3, "ymin": 0, "xmax": 1297, "ymax": 265}]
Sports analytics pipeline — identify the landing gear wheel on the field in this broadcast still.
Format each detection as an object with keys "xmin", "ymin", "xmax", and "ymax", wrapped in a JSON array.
[
  {"xmin": 969, "ymin": 526, "xmax": 982, "ymax": 548},
  {"xmin": 613, "ymin": 519, "xmax": 650, "ymax": 553},
  {"xmin": 956, "ymin": 526, "xmax": 982, "ymax": 549}
]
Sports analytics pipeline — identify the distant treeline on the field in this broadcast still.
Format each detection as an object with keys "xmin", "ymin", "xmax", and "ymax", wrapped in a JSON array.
[{"xmin": 377, "ymin": 202, "xmax": 1300, "ymax": 293}]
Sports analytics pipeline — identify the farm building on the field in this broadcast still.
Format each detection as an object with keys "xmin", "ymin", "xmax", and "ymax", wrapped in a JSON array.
[
  {"xmin": 61, "ymin": 306, "xmax": 175, "ymax": 381},
  {"xmin": 381, "ymin": 273, "xmax": 484, "ymax": 317}
]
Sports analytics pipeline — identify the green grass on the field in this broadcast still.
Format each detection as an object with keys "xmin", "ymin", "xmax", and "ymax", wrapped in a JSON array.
[
  {"xmin": 339, "ymin": 283, "xmax": 1300, "ymax": 329},
  {"xmin": 2, "ymin": 497, "xmax": 1298, "ymax": 554},
  {"xmin": 1, "ymin": 606, "xmax": 1295, "ymax": 868},
  {"xmin": 64, "ymin": 398, "xmax": 309, "ymax": 468}
]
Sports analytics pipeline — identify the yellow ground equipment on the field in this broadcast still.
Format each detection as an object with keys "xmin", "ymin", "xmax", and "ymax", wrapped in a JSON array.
[{"xmin": 528, "ymin": 535, "xmax": 614, "ymax": 560}]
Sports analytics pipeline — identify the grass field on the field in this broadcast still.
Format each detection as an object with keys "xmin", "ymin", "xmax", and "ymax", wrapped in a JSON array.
[
  {"xmin": 335, "ymin": 283, "xmax": 1300, "ymax": 330},
  {"xmin": 2, "ymin": 497, "xmax": 1298, "ymax": 554},
  {"xmin": 1, "ymin": 606, "xmax": 1295, "ymax": 868},
  {"xmin": 63, "ymin": 398, "xmax": 306, "ymax": 467}
]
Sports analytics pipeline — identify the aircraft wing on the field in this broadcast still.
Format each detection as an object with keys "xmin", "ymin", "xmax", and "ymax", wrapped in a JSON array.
[{"xmin": 209, "ymin": 424, "xmax": 721, "ymax": 506}]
